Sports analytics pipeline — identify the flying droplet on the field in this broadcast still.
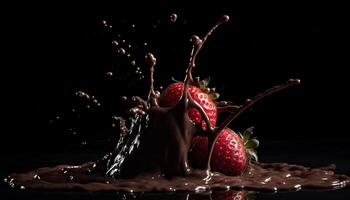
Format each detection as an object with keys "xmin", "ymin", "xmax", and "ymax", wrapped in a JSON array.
[
  {"xmin": 117, "ymin": 48, "xmax": 126, "ymax": 55},
  {"xmin": 170, "ymin": 13, "xmax": 177, "ymax": 23},
  {"xmin": 106, "ymin": 71, "xmax": 113, "ymax": 77},
  {"xmin": 112, "ymin": 41, "xmax": 118, "ymax": 46},
  {"xmin": 131, "ymin": 60, "xmax": 136, "ymax": 66},
  {"xmin": 76, "ymin": 91, "xmax": 90, "ymax": 99},
  {"xmin": 121, "ymin": 96, "xmax": 128, "ymax": 101}
]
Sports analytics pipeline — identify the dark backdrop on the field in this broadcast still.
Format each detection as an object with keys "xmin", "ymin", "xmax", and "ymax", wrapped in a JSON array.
[{"xmin": 1, "ymin": 4, "xmax": 348, "ymax": 155}]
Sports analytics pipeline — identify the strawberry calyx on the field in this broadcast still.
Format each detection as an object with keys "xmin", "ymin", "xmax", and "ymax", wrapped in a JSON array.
[
  {"xmin": 238, "ymin": 127, "xmax": 259, "ymax": 163},
  {"xmin": 194, "ymin": 76, "xmax": 220, "ymax": 100},
  {"xmin": 171, "ymin": 76, "xmax": 220, "ymax": 100},
  {"xmin": 194, "ymin": 77, "xmax": 220, "ymax": 100}
]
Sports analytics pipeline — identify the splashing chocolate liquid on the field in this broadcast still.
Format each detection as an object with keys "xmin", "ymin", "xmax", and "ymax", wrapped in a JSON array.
[{"xmin": 4, "ymin": 15, "xmax": 350, "ymax": 193}]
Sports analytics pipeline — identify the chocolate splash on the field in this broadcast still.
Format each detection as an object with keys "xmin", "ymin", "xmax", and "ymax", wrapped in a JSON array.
[
  {"xmin": 4, "ymin": 15, "xmax": 350, "ymax": 193},
  {"xmin": 101, "ymin": 15, "xmax": 300, "ymax": 179}
]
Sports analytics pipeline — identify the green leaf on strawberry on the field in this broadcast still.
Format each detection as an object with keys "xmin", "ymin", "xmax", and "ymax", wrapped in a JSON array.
[{"xmin": 239, "ymin": 127, "xmax": 259, "ymax": 163}]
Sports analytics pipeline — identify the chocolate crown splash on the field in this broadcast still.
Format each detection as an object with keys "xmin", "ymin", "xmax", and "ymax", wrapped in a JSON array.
[
  {"xmin": 101, "ymin": 15, "xmax": 300, "ymax": 179},
  {"xmin": 5, "ymin": 15, "xmax": 350, "ymax": 193}
]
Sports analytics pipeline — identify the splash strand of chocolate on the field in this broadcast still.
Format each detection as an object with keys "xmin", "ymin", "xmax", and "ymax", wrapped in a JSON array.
[
  {"xmin": 184, "ymin": 15, "xmax": 229, "ymax": 85},
  {"xmin": 181, "ymin": 15, "xmax": 230, "ymax": 131},
  {"xmin": 205, "ymin": 79, "xmax": 301, "ymax": 172},
  {"xmin": 217, "ymin": 79, "xmax": 300, "ymax": 132},
  {"xmin": 146, "ymin": 53, "xmax": 158, "ymax": 107},
  {"xmin": 217, "ymin": 105, "xmax": 241, "ymax": 113}
]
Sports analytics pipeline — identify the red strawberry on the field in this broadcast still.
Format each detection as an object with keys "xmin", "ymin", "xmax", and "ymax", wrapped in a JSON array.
[
  {"xmin": 159, "ymin": 81, "xmax": 218, "ymax": 129},
  {"xmin": 189, "ymin": 128, "xmax": 258, "ymax": 176}
]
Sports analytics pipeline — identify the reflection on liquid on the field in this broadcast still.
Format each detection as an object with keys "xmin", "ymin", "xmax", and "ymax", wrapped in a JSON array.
[{"xmin": 112, "ymin": 190, "xmax": 253, "ymax": 200}]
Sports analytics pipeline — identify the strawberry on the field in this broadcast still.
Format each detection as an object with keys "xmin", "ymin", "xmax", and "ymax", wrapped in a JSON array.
[
  {"xmin": 159, "ymin": 80, "xmax": 218, "ymax": 129},
  {"xmin": 189, "ymin": 128, "xmax": 258, "ymax": 176}
]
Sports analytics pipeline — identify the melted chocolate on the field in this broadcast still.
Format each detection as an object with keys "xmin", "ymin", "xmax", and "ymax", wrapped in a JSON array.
[
  {"xmin": 4, "ymin": 15, "xmax": 350, "ymax": 193},
  {"xmin": 5, "ymin": 162, "xmax": 349, "ymax": 192}
]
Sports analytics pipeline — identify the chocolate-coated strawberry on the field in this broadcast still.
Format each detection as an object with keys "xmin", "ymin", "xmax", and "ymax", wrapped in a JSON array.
[
  {"xmin": 189, "ymin": 128, "xmax": 258, "ymax": 175},
  {"xmin": 159, "ymin": 80, "xmax": 218, "ymax": 129}
]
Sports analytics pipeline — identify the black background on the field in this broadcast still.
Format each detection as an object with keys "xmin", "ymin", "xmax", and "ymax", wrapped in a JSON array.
[{"xmin": 1, "ymin": 2, "xmax": 350, "ymax": 199}]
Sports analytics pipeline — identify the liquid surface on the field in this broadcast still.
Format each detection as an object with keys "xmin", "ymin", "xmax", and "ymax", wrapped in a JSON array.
[{"xmin": 5, "ymin": 162, "xmax": 349, "ymax": 192}]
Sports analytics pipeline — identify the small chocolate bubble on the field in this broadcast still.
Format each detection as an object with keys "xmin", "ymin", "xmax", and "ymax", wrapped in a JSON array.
[
  {"xmin": 121, "ymin": 96, "xmax": 128, "ymax": 101},
  {"xmin": 117, "ymin": 48, "xmax": 126, "ymax": 55},
  {"xmin": 221, "ymin": 15, "xmax": 230, "ymax": 22},
  {"xmin": 106, "ymin": 71, "xmax": 114, "ymax": 77},
  {"xmin": 112, "ymin": 41, "xmax": 119, "ymax": 46},
  {"xmin": 170, "ymin": 13, "xmax": 177, "ymax": 23}
]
